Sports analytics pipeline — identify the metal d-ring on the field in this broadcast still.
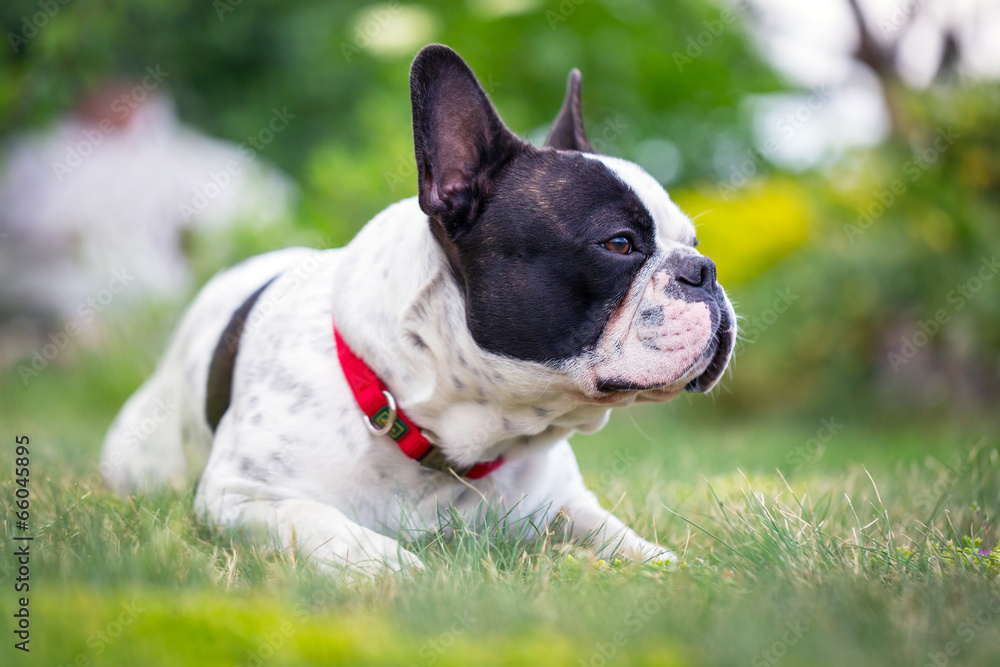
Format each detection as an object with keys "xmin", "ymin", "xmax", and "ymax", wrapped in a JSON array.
[{"xmin": 364, "ymin": 389, "xmax": 397, "ymax": 436}]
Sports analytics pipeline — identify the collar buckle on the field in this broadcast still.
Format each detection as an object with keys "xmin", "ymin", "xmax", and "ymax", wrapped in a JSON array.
[{"xmin": 363, "ymin": 389, "xmax": 397, "ymax": 437}]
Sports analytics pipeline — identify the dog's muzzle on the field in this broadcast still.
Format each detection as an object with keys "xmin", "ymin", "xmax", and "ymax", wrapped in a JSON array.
[{"xmin": 591, "ymin": 250, "xmax": 735, "ymax": 396}]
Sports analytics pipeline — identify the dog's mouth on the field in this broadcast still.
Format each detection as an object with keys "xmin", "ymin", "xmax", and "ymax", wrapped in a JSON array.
[
  {"xmin": 595, "ymin": 307, "xmax": 735, "ymax": 397},
  {"xmin": 683, "ymin": 315, "xmax": 734, "ymax": 393}
]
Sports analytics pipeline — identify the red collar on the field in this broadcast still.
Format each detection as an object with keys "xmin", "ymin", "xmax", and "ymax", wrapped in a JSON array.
[{"xmin": 332, "ymin": 320, "xmax": 504, "ymax": 480}]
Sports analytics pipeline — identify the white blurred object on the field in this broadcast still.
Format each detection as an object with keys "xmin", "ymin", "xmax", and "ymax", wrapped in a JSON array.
[
  {"xmin": 738, "ymin": 0, "xmax": 1000, "ymax": 170},
  {"xmin": 0, "ymin": 89, "xmax": 295, "ymax": 331}
]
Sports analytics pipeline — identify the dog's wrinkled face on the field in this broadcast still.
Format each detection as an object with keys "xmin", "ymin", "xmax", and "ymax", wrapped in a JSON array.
[
  {"xmin": 410, "ymin": 45, "xmax": 735, "ymax": 401},
  {"xmin": 580, "ymin": 155, "xmax": 735, "ymax": 398}
]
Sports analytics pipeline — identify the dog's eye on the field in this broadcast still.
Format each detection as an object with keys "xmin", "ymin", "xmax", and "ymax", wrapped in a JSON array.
[{"xmin": 602, "ymin": 237, "xmax": 632, "ymax": 254}]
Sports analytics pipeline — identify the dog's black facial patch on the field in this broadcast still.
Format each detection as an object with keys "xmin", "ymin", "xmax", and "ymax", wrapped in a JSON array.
[
  {"xmin": 451, "ymin": 150, "xmax": 655, "ymax": 362},
  {"xmin": 408, "ymin": 45, "xmax": 656, "ymax": 363}
]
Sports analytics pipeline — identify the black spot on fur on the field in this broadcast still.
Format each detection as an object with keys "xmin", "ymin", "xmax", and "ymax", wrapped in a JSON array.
[
  {"xmin": 405, "ymin": 332, "xmax": 428, "ymax": 350},
  {"xmin": 638, "ymin": 306, "xmax": 664, "ymax": 328},
  {"xmin": 268, "ymin": 452, "xmax": 292, "ymax": 475},
  {"xmin": 640, "ymin": 338, "xmax": 661, "ymax": 351},
  {"xmin": 205, "ymin": 276, "xmax": 278, "ymax": 432},
  {"xmin": 239, "ymin": 457, "xmax": 271, "ymax": 483}
]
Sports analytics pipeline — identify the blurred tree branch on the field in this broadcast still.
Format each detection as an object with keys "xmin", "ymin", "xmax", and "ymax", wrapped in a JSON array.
[{"xmin": 844, "ymin": 0, "xmax": 963, "ymax": 138}]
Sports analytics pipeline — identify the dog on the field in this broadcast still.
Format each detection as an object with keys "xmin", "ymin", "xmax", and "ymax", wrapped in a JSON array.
[{"xmin": 101, "ymin": 44, "xmax": 736, "ymax": 576}]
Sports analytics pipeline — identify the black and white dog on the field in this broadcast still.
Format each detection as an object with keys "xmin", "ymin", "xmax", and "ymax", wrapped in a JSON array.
[{"xmin": 102, "ymin": 45, "xmax": 736, "ymax": 576}]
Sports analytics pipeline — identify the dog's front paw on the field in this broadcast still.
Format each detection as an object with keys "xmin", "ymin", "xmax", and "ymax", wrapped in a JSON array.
[{"xmin": 312, "ymin": 546, "xmax": 425, "ymax": 581}]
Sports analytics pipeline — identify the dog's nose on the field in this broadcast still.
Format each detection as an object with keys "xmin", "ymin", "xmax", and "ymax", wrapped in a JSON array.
[{"xmin": 675, "ymin": 255, "xmax": 716, "ymax": 290}]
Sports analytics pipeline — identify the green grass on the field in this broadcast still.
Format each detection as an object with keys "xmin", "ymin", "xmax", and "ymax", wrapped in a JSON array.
[{"xmin": 2, "ymin": 315, "xmax": 999, "ymax": 666}]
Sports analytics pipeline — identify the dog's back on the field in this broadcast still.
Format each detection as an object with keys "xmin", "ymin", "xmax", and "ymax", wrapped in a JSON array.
[{"xmin": 101, "ymin": 247, "xmax": 318, "ymax": 493}]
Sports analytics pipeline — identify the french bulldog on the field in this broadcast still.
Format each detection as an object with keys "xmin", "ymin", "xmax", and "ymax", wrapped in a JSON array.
[{"xmin": 101, "ymin": 44, "xmax": 736, "ymax": 576}]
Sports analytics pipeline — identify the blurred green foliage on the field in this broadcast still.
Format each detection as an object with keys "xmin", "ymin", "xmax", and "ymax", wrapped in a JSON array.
[
  {"xmin": 717, "ymin": 83, "xmax": 1000, "ymax": 420},
  {"xmin": 2, "ymin": 0, "xmax": 998, "ymax": 421},
  {"xmin": 0, "ymin": 0, "xmax": 782, "ymax": 231}
]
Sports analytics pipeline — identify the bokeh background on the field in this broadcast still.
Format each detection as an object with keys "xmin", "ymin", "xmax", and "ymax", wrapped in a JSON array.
[
  {"xmin": 4, "ymin": 0, "xmax": 999, "ymax": 423},
  {"xmin": 2, "ymin": 1, "xmax": 1000, "ymax": 665}
]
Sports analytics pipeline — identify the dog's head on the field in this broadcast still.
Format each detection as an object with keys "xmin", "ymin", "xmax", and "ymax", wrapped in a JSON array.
[{"xmin": 410, "ymin": 44, "xmax": 735, "ymax": 403}]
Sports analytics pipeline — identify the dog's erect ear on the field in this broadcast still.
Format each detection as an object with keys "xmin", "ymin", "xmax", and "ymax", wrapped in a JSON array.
[
  {"xmin": 410, "ymin": 44, "xmax": 525, "ymax": 235},
  {"xmin": 544, "ymin": 69, "xmax": 593, "ymax": 152}
]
